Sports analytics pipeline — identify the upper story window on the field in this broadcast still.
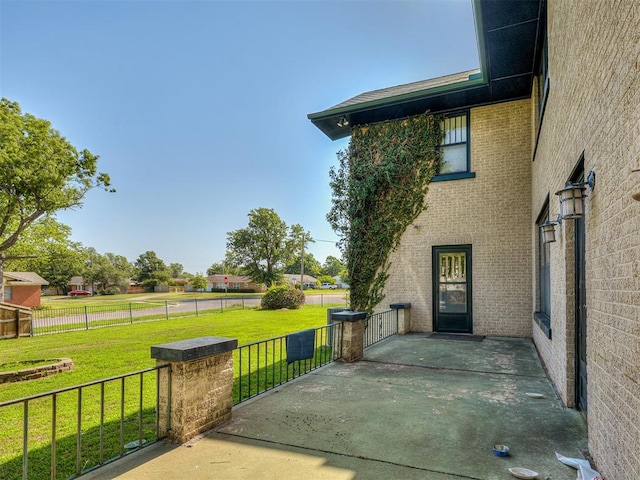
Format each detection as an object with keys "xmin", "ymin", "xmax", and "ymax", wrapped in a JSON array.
[
  {"xmin": 5, "ymin": 286, "xmax": 12, "ymax": 300},
  {"xmin": 441, "ymin": 113, "xmax": 468, "ymax": 173},
  {"xmin": 433, "ymin": 111, "xmax": 474, "ymax": 182},
  {"xmin": 535, "ymin": 35, "xmax": 549, "ymax": 129}
]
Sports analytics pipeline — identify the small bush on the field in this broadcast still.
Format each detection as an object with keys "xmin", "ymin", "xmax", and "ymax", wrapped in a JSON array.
[
  {"xmin": 100, "ymin": 288, "xmax": 120, "ymax": 295},
  {"xmin": 261, "ymin": 285, "xmax": 306, "ymax": 310}
]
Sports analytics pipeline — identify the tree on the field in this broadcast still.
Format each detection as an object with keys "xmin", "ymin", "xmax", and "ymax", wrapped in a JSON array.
[
  {"xmin": 168, "ymin": 263, "xmax": 184, "ymax": 278},
  {"xmin": 189, "ymin": 274, "xmax": 207, "ymax": 292},
  {"xmin": 285, "ymin": 252, "xmax": 322, "ymax": 278},
  {"xmin": 226, "ymin": 208, "xmax": 291, "ymax": 287},
  {"xmin": 317, "ymin": 275, "xmax": 336, "ymax": 285},
  {"xmin": 84, "ymin": 251, "xmax": 132, "ymax": 294},
  {"xmin": 134, "ymin": 251, "xmax": 169, "ymax": 288},
  {"xmin": 322, "ymin": 255, "xmax": 345, "ymax": 277},
  {"xmin": 0, "ymin": 98, "xmax": 112, "ymax": 301},
  {"xmin": 206, "ymin": 257, "xmax": 241, "ymax": 276}
]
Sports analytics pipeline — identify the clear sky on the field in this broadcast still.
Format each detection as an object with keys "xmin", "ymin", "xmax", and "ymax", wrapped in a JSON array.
[{"xmin": 0, "ymin": 0, "xmax": 478, "ymax": 274}]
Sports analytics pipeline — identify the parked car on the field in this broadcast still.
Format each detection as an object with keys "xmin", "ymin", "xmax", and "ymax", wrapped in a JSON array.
[
  {"xmin": 320, "ymin": 283, "xmax": 337, "ymax": 290},
  {"xmin": 68, "ymin": 290, "xmax": 93, "ymax": 296}
]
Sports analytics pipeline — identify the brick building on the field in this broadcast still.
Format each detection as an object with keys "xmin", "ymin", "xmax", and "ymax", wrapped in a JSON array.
[
  {"xmin": 2, "ymin": 272, "xmax": 49, "ymax": 308},
  {"xmin": 309, "ymin": 1, "xmax": 640, "ymax": 478}
]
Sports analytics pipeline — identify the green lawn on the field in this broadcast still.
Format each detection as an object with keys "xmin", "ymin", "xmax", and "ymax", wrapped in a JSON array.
[
  {"xmin": 0, "ymin": 304, "xmax": 332, "ymax": 401},
  {"xmin": 0, "ymin": 305, "xmax": 335, "ymax": 479}
]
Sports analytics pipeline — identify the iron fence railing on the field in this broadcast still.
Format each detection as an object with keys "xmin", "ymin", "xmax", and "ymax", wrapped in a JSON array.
[
  {"xmin": 234, "ymin": 322, "xmax": 343, "ymax": 405},
  {"xmin": 30, "ymin": 294, "xmax": 348, "ymax": 336},
  {"xmin": 0, "ymin": 365, "xmax": 170, "ymax": 480},
  {"xmin": 364, "ymin": 309, "xmax": 398, "ymax": 348}
]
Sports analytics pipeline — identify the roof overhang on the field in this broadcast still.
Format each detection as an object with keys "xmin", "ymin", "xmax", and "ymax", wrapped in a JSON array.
[{"xmin": 308, "ymin": 0, "xmax": 544, "ymax": 140}]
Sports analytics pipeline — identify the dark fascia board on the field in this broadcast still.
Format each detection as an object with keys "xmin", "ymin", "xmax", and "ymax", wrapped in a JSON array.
[
  {"xmin": 308, "ymin": 0, "xmax": 541, "ymax": 141},
  {"xmin": 307, "ymin": 73, "xmax": 487, "ymax": 141}
]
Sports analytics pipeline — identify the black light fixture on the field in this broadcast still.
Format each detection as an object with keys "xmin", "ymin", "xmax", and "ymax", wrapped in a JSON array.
[
  {"xmin": 336, "ymin": 116, "xmax": 349, "ymax": 128},
  {"xmin": 555, "ymin": 170, "xmax": 595, "ymax": 219}
]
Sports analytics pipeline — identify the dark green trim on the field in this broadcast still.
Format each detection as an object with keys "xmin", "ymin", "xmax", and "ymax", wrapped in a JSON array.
[
  {"xmin": 431, "ymin": 172, "xmax": 476, "ymax": 182},
  {"xmin": 307, "ymin": 75, "xmax": 486, "ymax": 122}
]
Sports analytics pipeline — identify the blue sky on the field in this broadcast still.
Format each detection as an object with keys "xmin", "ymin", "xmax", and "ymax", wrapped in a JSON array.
[{"xmin": 0, "ymin": 0, "xmax": 478, "ymax": 274}]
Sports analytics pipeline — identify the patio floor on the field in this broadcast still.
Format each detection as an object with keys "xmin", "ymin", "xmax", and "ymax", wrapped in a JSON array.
[{"xmin": 83, "ymin": 334, "xmax": 588, "ymax": 480}]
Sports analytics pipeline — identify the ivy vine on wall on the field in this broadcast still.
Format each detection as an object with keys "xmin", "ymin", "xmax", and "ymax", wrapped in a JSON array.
[{"xmin": 327, "ymin": 112, "xmax": 442, "ymax": 313}]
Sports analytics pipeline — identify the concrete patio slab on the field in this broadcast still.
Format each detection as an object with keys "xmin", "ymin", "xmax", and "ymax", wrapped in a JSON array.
[{"xmin": 83, "ymin": 334, "xmax": 588, "ymax": 480}]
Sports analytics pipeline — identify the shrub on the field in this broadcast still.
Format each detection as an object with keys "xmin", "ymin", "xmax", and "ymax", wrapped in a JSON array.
[{"xmin": 261, "ymin": 285, "xmax": 305, "ymax": 310}]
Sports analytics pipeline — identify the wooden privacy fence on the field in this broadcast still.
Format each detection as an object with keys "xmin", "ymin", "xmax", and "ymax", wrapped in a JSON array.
[{"xmin": 0, "ymin": 302, "xmax": 32, "ymax": 339}]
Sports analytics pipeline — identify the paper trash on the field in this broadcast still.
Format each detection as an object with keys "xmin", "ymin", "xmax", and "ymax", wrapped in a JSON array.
[{"xmin": 556, "ymin": 452, "xmax": 603, "ymax": 480}]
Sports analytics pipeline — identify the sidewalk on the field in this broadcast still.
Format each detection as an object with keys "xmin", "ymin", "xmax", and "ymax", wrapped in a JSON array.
[{"xmin": 83, "ymin": 334, "xmax": 588, "ymax": 479}]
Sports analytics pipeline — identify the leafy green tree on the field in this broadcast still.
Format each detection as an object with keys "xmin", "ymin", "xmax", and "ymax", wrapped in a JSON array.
[
  {"xmin": 285, "ymin": 252, "xmax": 322, "ymax": 278},
  {"xmin": 134, "ymin": 251, "xmax": 169, "ymax": 288},
  {"xmin": 226, "ymin": 208, "xmax": 290, "ymax": 287},
  {"xmin": 206, "ymin": 257, "xmax": 241, "ymax": 276},
  {"xmin": 317, "ymin": 275, "xmax": 336, "ymax": 285},
  {"xmin": 0, "ymin": 98, "xmax": 112, "ymax": 301},
  {"xmin": 189, "ymin": 274, "xmax": 207, "ymax": 292},
  {"xmin": 85, "ymin": 251, "xmax": 132, "ymax": 293},
  {"xmin": 168, "ymin": 263, "xmax": 184, "ymax": 278},
  {"xmin": 322, "ymin": 255, "xmax": 345, "ymax": 277}
]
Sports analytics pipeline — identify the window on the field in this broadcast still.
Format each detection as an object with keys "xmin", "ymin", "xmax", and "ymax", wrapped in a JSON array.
[
  {"xmin": 433, "ymin": 112, "xmax": 474, "ymax": 182},
  {"xmin": 535, "ymin": 35, "xmax": 549, "ymax": 124},
  {"xmin": 441, "ymin": 113, "xmax": 468, "ymax": 173},
  {"xmin": 535, "ymin": 201, "xmax": 552, "ymax": 338},
  {"xmin": 5, "ymin": 286, "xmax": 12, "ymax": 300}
]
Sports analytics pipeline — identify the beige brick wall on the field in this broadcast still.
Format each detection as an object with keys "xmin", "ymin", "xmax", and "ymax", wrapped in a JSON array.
[
  {"xmin": 532, "ymin": 1, "xmax": 640, "ymax": 478},
  {"xmin": 381, "ymin": 99, "xmax": 532, "ymax": 337}
]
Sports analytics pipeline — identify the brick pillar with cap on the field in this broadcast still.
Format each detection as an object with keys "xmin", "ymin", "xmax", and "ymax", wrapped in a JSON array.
[
  {"xmin": 332, "ymin": 311, "xmax": 367, "ymax": 362},
  {"xmin": 151, "ymin": 336, "xmax": 237, "ymax": 443}
]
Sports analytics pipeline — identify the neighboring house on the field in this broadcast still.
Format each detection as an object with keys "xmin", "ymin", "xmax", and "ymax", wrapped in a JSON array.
[
  {"xmin": 2, "ymin": 272, "xmax": 49, "ymax": 308},
  {"xmin": 42, "ymin": 275, "xmax": 88, "ymax": 296},
  {"xmin": 308, "ymin": 1, "xmax": 639, "ymax": 478},
  {"xmin": 282, "ymin": 273, "xmax": 318, "ymax": 289},
  {"xmin": 333, "ymin": 276, "xmax": 349, "ymax": 289},
  {"xmin": 194, "ymin": 275, "xmax": 265, "ymax": 293}
]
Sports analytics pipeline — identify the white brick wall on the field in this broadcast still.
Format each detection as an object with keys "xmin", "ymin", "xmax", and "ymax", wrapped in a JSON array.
[{"xmin": 381, "ymin": 99, "xmax": 532, "ymax": 337}]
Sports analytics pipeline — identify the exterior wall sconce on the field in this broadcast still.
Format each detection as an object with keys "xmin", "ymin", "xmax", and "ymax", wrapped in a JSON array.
[
  {"xmin": 555, "ymin": 170, "xmax": 595, "ymax": 219},
  {"xmin": 540, "ymin": 217, "xmax": 561, "ymax": 243}
]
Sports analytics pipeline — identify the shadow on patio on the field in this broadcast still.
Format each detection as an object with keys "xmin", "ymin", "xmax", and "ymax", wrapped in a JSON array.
[{"xmin": 83, "ymin": 334, "xmax": 588, "ymax": 480}]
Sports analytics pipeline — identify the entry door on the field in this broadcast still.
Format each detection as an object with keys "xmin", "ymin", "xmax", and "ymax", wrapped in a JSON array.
[
  {"xmin": 433, "ymin": 246, "xmax": 472, "ymax": 333},
  {"xmin": 575, "ymin": 213, "xmax": 588, "ymax": 412}
]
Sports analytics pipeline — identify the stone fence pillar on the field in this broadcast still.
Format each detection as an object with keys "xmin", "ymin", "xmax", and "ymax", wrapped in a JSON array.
[
  {"xmin": 390, "ymin": 302, "xmax": 412, "ymax": 334},
  {"xmin": 332, "ymin": 311, "xmax": 367, "ymax": 362},
  {"xmin": 151, "ymin": 336, "xmax": 237, "ymax": 443}
]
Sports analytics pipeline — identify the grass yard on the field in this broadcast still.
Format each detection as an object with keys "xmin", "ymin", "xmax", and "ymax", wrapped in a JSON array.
[
  {"xmin": 0, "ymin": 304, "xmax": 331, "ymax": 401},
  {"xmin": 0, "ymin": 305, "xmax": 334, "ymax": 479}
]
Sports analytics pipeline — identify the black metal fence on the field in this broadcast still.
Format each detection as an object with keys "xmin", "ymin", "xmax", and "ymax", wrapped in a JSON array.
[
  {"xmin": 0, "ymin": 365, "xmax": 170, "ymax": 480},
  {"xmin": 364, "ymin": 309, "xmax": 398, "ymax": 348},
  {"xmin": 234, "ymin": 322, "xmax": 343, "ymax": 405},
  {"xmin": 30, "ymin": 295, "xmax": 348, "ymax": 336}
]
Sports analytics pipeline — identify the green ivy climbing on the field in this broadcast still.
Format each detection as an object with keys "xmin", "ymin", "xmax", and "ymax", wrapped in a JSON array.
[{"xmin": 327, "ymin": 112, "xmax": 442, "ymax": 313}]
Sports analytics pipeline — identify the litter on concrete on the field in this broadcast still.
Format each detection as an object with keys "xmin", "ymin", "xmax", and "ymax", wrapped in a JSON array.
[{"xmin": 556, "ymin": 452, "xmax": 602, "ymax": 480}]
